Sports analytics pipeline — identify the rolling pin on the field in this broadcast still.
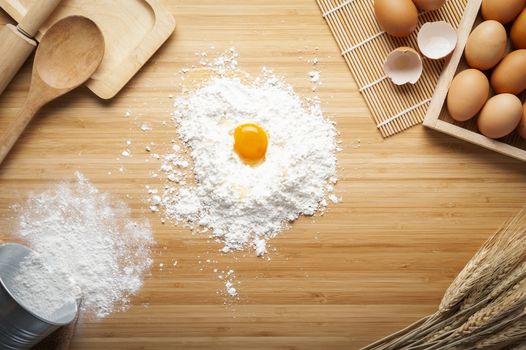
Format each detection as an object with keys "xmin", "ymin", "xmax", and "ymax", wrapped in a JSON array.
[{"xmin": 0, "ymin": 0, "xmax": 62, "ymax": 96}]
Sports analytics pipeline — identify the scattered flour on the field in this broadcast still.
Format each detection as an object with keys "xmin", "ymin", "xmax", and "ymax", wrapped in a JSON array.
[
  {"xmin": 150, "ymin": 50, "xmax": 338, "ymax": 257},
  {"xmin": 225, "ymin": 280, "xmax": 237, "ymax": 297},
  {"xmin": 8, "ymin": 252, "xmax": 80, "ymax": 322},
  {"xmin": 13, "ymin": 172, "xmax": 154, "ymax": 319},
  {"xmin": 308, "ymin": 71, "xmax": 320, "ymax": 83},
  {"xmin": 141, "ymin": 123, "xmax": 152, "ymax": 132}
]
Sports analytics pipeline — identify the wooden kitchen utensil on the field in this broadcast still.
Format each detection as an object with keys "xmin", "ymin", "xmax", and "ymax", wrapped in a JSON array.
[
  {"xmin": 0, "ymin": 0, "xmax": 62, "ymax": 96},
  {"xmin": 0, "ymin": 16, "xmax": 104, "ymax": 164},
  {"xmin": 0, "ymin": 0, "xmax": 176, "ymax": 99}
]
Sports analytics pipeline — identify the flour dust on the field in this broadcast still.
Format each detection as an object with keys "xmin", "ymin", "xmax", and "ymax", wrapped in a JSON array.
[{"xmin": 11, "ymin": 172, "xmax": 154, "ymax": 319}]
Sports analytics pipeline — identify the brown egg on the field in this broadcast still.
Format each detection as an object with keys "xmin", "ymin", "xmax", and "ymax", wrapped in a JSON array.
[
  {"xmin": 511, "ymin": 9, "xmax": 526, "ymax": 49},
  {"xmin": 447, "ymin": 69, "xmax": 489, "ymax": 122},
  {"xmin": 518, "ymin": 102, "xmax": 526, "ymax": 139},
  {"xmin": 491, "ymin": 50, "xmax": 526, "ymax": 94},
  {"xmin": 374, "ymin": 0, "xmax": 418, "ymax": 37},
  {"xmin": 478, "ymin": 94, "xmax": 523, "ymax": 139},
  {"xmin": 465, "ymin": 20, "xmax": 507, "ymax": 70},
  {"xmin": 481, "ymin": 0, "xmax": 525, "ymax": 24},
  {"xmin": 412, "ymin": 0, "xmax": 446, "ymax": 11}
]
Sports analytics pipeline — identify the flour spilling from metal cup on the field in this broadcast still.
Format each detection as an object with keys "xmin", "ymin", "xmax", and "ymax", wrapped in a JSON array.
[{"xmin": 0, "ymin": 243, "xmax": 79, "ymax": 350}]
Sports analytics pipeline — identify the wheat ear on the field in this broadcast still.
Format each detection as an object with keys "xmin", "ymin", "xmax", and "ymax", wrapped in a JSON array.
[
  {"xmin": 475, "ymin": 315, "xmax": 526, "ymax": 349},
  {"xmin": 440, "ymin": 209, "xmax": 526, "ymax": 313}
]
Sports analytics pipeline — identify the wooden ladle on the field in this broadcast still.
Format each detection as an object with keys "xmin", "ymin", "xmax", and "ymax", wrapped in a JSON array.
[{"xmin": 0, "ymin": 16, "xmax": 104, "ymax": 164}]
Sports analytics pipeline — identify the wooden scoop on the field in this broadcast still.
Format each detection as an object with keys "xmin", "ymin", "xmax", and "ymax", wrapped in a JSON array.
[{"xmin": 0, "ymin": 16, "xmax": 104, "ymax": 164}]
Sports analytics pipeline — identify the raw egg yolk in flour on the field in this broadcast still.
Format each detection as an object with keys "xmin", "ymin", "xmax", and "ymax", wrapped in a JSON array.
[{"xmin": 233, "ymin": 123, "xmax": 268, "ymax": 165}]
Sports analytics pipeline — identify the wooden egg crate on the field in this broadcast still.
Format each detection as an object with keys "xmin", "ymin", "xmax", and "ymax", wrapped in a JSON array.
[{"xmin": 423, "ymin": 0, "xmax": 526, "ymax": 162}]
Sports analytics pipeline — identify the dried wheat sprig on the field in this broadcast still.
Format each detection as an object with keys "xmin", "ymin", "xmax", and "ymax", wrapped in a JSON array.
[
  {"xmin": 359, "ymin": 316, "xmax": 432, "ymax": 350},
  {"xmin": 390, "ymin": 266, "xmax": 520, "ymax": 350},
  {"xmin": 475, "ymin": 315, "xmax": 526, "ymax": 349},
  {"xmin": 461, "ymin": 236, "xmax": 526, "ymax": 311},
  {"xmin": 381, "ymin": 259, "xmax": 526, "ymax": 349},
  {"xmin": 414, "ymin": 304, "xmax": 487, "ymax": 347},
  {"xmin": 439, "ymin": 209, "xmax": 526, "ymax": 313},
  {"xmin": 360, "ymin": 209, "xmax": 526, "ymax": 350},
  {"xmin": 457, "ymin": 280, "xmax": 526, "ymax": 336},
  {"xmin": 429, "ymin": 309, "xmax": 525, "ymax": 350},
  {"xmin": 462, "ymin": 257, "xmax": 526, "ymax": 310},
  {"xmin": 486, "ymin": 260, "xmax": 526, "ymax": 300},
  {"xmin": 388, "ymin": 302, "xmax": 490, "ymax": 350},
  {"xmin": 508, "ymin": 342, "xmax": 526, "ymax": 350},
  {"xmin": 381, "ymin": 313, "xmax": 453, "ymax": 350}
]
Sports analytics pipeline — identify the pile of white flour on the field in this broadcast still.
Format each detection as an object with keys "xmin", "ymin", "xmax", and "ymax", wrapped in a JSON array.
[
  {"xmin": 150, "ymin": 53, "xmax": 338, "ymax": 256},
  {"xmin": 13, "ymin": 172, "xmax": 154, "ymax": 319}
]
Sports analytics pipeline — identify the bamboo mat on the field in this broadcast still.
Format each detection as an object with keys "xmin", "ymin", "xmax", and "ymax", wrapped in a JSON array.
[{"xmin": 317, "ymin": 0, "xmax": 469, "ymax": 138}]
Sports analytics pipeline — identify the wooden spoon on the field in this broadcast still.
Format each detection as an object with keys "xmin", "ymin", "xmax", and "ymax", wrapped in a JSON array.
[{"xmin": 0, "ymin": 16, "xmax": 104, "ymax": 164}]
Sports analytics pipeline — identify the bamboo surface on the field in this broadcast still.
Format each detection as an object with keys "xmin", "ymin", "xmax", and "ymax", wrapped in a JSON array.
[
  {"xmin": 317, "ymin": 0, "xmax": 469, "ymax": 138},
  {"xmin": 0, "ymin": 1, "xmax": 526, "ymax": 349}
]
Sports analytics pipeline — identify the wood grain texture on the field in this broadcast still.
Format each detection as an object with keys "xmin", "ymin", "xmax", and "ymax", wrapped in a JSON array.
[{"xmin": 0, "ymin": 1, "xmax": 525, "ymax": 349}]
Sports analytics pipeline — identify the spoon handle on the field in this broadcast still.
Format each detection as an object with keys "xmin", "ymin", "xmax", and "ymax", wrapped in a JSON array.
[{"xmin": 0, "ymin": 97, "xmax": 41, "ymax": 165}]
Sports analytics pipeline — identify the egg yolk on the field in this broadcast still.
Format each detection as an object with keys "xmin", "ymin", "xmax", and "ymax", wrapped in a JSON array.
[{"xmin": 233, "ymin": 123, "xmax": 268, "ymax": 165}]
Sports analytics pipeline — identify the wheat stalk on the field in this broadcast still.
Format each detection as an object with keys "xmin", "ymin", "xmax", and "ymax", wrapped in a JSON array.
[
  {"xmin": 442, "ymin": 210, "xmax": 526, "ymax": 313},
  {"xmin": 462, "ymin": 257, "xmax": 526, "ymax": 310},
  {"xmin": 428, "ymin": 310, "xmax": 525, "ymax": 350},
  {"xmin": 457, "ymin": 280, "xmax": 526, "ymax": 336},
  {"xmin": 475, "ymin": 315, "xmax": 526, "ymax": 349},
  {"xmin": 488, "ymin": 261, "xmax": 526, "ymax": 300},
  {"xmin": 382, "ymin": 265, "xmax": 525, "ymax": 350},
  {"xmin": 360, "ymin": 208, "xmax": 526, "ymax": 350},
  {"xmin": 508, "ymin": 343, "xmax": 526, "ymax": 350}
]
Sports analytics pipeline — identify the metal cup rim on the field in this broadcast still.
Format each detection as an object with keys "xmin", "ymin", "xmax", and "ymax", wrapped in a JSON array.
[{"xmin": 0, "ymin": 243, "xmax": 79, "ymax": 326}]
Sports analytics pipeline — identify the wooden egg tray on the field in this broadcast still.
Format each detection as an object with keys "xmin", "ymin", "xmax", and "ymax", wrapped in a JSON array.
[{"xmin": 424, "ymin": 0, "xmax": 526, "ymax": 162}]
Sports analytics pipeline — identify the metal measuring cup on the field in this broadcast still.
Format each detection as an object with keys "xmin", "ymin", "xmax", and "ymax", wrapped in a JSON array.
[{"xmin": 0, "ymin": 243, "xmax": 78, "ymax": 349}]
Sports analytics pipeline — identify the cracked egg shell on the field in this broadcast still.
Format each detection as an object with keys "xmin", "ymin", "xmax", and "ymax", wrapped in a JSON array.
[
  {"xmin": 383, "ymin": 47, "xmax": 423, "ymax": 85},
  {"xmin": 417, "ymin": 21, "xmax": 457, "ymax": 59}
]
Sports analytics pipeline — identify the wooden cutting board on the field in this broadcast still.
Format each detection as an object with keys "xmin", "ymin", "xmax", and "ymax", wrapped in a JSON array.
[
  {"xmin": 0, "ymin": 0, "xmax": 175, "ymax": 99},
  {"xmin": 0, "ymin": 1, "xmax": 526, "ymax": 349}
]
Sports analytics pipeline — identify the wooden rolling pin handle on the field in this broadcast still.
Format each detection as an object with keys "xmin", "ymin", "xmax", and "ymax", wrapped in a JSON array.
[
  {"xmin": 0, "ymin": 82, "xmax": 45, "ymax": 164},
  {"xmin": 0, "ymin": 24, "xmax": 37, "ymax": 96},
  {"xmin": 18, "ymin": 0, "xmax": 63, "ymax": 37}
]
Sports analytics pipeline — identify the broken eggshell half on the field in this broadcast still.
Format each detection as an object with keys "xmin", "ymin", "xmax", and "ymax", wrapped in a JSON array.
[
  {"xmin": 383, "ymin": 47, "xmax": 423, "ymax": 85},
  {"xmin": 417, "ymin": 21, "xmax": 457, "ymax": 59}
]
